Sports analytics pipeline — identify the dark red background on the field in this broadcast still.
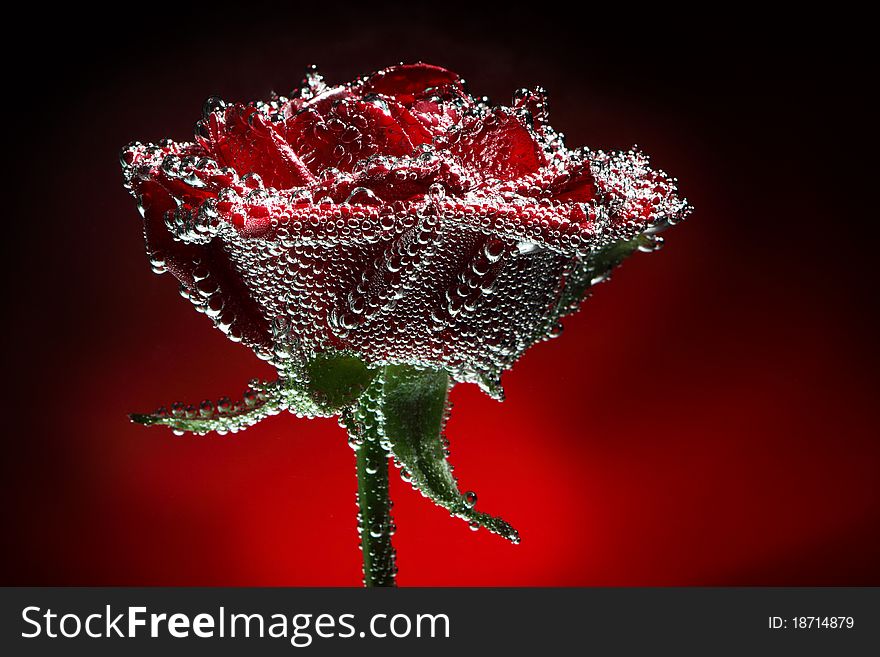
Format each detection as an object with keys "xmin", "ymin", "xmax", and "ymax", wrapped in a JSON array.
[{"xmin": 3, "ymin": 4, "xmax": 877, "ymax": 585}]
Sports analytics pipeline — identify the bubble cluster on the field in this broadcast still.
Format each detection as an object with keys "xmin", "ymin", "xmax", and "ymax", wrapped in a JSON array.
[
  {"xmin": 130, "ymin": 376, "xmax": 330, "ymax": 436},
  {"xmin": 122, "ymin": 63, "xmax": 689, "ymax": 399}
]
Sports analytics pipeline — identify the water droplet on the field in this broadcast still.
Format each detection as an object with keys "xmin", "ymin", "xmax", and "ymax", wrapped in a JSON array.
[{"xmin": 202, "ymin": 96, "xmax": 226, "ymax": 119}]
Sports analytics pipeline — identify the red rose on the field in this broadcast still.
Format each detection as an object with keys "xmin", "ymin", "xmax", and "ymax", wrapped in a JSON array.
[
  {"xmin": 122, "ymin": 62, "xmax": 689, "ymax": 395},
  {"xmin": 121, "ymin": 63, "xmax": 691, "ymax": 585}
]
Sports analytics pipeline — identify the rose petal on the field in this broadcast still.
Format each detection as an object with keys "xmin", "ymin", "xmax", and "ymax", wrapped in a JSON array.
[
  {"xmin": 284, "ymin": 97, "xmax": 418, "ymax": 174},
  {"xmin": 361, "ymin": 63, "xmax": 462, "ymax": 101},
  {"xmin": 501, "ymin": 160, "xmax": 597, "ymax": 203},
  {"xmin": 199, "ymin": 105, "xmax": 314, "ymax": 190},
  {"xmin": 447, "ymin": 108, "xmax": 547, "ymax": 183},
  {"xmin": 123, "ymin": 142, "xmax": 274, "ymax": 353}
]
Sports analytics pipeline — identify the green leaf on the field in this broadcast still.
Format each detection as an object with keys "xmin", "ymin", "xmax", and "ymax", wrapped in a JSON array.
[
  {"xmin": 128, "ymin": 376, "xmax": 331, "ymax": 436},
  {"xmin": 555, "ymin": 236, "xmax": 641, "ymax": 314},
  {"xmin": 380, "ymin": 364, "xmax": 520, "ymax": 544},
  {"xmin": 129, "ymin": 382, "xmax": 286, "ymax": 435},
  {"xmin": 128, "ymin": 352, "xmax": 381, "ymax": 436}
]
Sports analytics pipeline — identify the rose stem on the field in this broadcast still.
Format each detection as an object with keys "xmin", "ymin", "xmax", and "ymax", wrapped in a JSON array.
[{"xmin": 355, "ymin": 426, "xmax": 397, "ymax": 587}]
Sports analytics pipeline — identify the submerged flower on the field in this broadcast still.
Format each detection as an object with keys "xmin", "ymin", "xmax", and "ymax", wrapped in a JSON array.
[{"xmin": 121, "ymin": 63, "xmax": 691, "ymax": 585}]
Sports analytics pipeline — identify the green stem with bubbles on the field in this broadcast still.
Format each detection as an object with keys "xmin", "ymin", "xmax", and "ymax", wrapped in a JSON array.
[{"xmin": 355, "ymin": 419, "xmax": 397, "ymax": 587}]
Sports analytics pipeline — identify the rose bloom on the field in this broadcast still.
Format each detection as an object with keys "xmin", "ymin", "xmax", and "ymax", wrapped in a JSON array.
[
  {"xmin": 121, "ymin": 63, "xmax": 692, "ymax": 583},
  {"xmin": 121, "ymin": 63, "xmax": 690, "ymax": 399}
]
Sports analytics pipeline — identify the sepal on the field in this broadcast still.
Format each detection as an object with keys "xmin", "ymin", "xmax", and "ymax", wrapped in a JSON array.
[{"xmin": 378, "ymin": 365, "xmax": 520, "ymax": 544}]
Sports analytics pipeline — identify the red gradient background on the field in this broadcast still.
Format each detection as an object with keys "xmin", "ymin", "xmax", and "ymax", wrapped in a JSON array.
[{"xmin": 3, "ymin": 5, "xmax": 877, "ymax": 585}]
